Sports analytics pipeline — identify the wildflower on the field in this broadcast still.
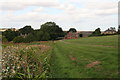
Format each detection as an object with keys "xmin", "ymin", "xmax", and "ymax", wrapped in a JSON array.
[
  {"xmin": 17, "ymin": 66, "xmax": 20, "ymax": 69},
  {"xmin": 12, "ymin": 66, "xmax": 15, "ymax": 69},
  {"xmin": 12, "ymin": 69, "xmax": 16, "ymax": 74},
  {"xmin": 7, "ymin": 67, "xmax": 10, "ymax": 70}
]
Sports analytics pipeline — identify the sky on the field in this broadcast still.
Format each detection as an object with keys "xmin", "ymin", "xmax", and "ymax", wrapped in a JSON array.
[{"xmin": 0, "ymin": 0, "xmax": 119, "ymax": 31}]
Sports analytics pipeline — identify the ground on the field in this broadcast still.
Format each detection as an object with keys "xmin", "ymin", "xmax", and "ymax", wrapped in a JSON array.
[
  {"xmin": 50, "ymin": 35, "xmax": 119, "ymax": 78},
  {"xmin": 1, "ymin": 35, "xmax": 119, "ymax": 78}
]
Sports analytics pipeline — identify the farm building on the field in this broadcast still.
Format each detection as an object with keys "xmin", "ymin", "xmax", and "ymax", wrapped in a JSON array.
[
  {"xmin": 64, "ymin": 32, "xmax": 79, "ymax": 39},
  {"xmin": 77, "ymin": 31, "xmax": 93, "ymax": 37}
]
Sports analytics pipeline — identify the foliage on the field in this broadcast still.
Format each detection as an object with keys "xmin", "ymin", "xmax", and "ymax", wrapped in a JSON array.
[
  {"xmin": 90, "ymin": 28, "xmax": 101, "ymax": 36},
  {"xmin": 24, "ymin": 34, "xmax": 35, "ymax": 43},
  {"xmin": 30, "ymin": 30, "xmax": 50, "ymax": 41},
  {"xmin": 68, "ymin": 28, "xmax": 77, "ymax": 33},
  {"xmin": 19, "ymin": 25, "xmax": 34, "ymax": 35},
  {"xmin": 13, "ymin": 36, "xmax": 24, "ymax": 43},
  {"xmin": 40, "ymin": 22, "xmax": 64, "ymax": 40},
  {"xmin": 3, "ymin": 29, "xmax": 19, "ymax": 41},
  {"xmin": 118, "ymin": 25, "xmax": 120, "ymax": 34},
  {"xmin": 2, "ymin": 22, "xmax": 66, "ymax": 43},
  {"xmin": 108, "ymin": 27, "xmax": 116, "ymax": 31},
  {"xmin": 41, "ymin": 32, "xmax": 50, "ymax": 41},
  {"xmin": 2, "ymin": 36, "xmax": 8, "ymax": 43}
]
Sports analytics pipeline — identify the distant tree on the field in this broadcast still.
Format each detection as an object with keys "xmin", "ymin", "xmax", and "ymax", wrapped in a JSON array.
[
  {"xmin": 91, "ymin": 28, "xmax": 101, "ymax": 36},
  {"xmin": 40, "ymin": 22, "xmax": 64, "ymax": 40},
  {"xmin": 109, "ymin": 27, "xmax": 116, "ymax": 31},
  {"xmin": 3, "ymin": 29, "xmax": 19, "ymax": 41},
  {"xmin": 68, "ymin": 28, "xmax": 77, "ymax": 33},
  {"xmin": 118, "ymin": 25, "xmax": 120, "ymax": 34},
  {"xmin": 19, "ymin": 25, "xmax": 34, "ymax": 35}
]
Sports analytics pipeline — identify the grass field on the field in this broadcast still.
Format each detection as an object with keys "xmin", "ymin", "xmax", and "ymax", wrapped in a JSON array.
[
  {"xmin": 1, "ymin": 35, "xmax": 119, "ymax": 78},
  {"xmin": 50, "ymin": 35, "xmax": 119, "ymax": 78}
]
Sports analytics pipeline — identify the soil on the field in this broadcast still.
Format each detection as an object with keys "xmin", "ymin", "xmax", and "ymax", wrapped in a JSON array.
[
  {"xmin": 69, "ymin": 55, "xmax": 76, "ymax": 61},
  {"xmin": 86, "ymin": 61, "xmax": 101, "ymax": 68}
]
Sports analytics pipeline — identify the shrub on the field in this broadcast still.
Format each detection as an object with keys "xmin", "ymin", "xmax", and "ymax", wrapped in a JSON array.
[
  {"xmin": 13, "ymin": 36, "xmax": 24, "ymax": 43},
  {"xmin": 23, "ymin": 34, "xmax": 35, "ymax": 43},
  {"xmin": 2, "ymin": 36, "xmax": 8, "ymax": 43}
]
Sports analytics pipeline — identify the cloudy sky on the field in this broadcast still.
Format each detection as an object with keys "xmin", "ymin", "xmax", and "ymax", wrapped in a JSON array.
[{"xmin": 0, "ymin": 0, "xmax": 119, "ymax": 31}]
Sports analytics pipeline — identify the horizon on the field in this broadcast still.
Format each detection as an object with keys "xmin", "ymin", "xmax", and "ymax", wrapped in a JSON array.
[{"xmin": 0, "ymin": 0, "xmax": 118, "ymax": 31}]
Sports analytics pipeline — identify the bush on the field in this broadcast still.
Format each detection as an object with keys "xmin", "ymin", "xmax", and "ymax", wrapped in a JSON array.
[
  {"xmin": 2, "ymin": 36, "xmax": 8, "ymax": 43},
  {"xmin": 13, "ymin": 36, "xmax": 24, "ymax": 43},
  {"xmin": 90, "ymin": 28, "xmax": 101, "ymax": 36},
  {"xmin": 3, "ymin": 29, "xmax": 19, "ymax": 41},
  {"xmin": 23, "ymin": 34, "xmax": 35, "ymax": 43},
  {"xmin": 41, "ymin": 32, "xmax": 50, "ymax": 41}
]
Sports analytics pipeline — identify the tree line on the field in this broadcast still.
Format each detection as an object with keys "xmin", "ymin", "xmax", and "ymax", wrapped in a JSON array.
[
  {"xmin": 90, "ymin": 26, "xmax": 120, "ymax": 37},
  {"xmin": 2, "ymin": 21, "xmax": 120, "ymax": 43},
  {"xmin": 2, "ymin": 22, "xmax": 66, "ymax": 43}
]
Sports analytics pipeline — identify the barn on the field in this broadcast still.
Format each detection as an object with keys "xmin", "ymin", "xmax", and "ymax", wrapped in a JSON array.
[{"xmin": 64, "ymin": 32, "xmax": 79, "ymax": 39}]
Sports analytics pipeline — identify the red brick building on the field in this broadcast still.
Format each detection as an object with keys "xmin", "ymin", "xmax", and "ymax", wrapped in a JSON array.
[{"xmin": 64, "ymin": 32, "xmax": 79, "ymax": 39}]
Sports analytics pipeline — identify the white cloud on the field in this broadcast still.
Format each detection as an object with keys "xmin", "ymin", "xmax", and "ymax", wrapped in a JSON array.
[
  {"xmin": 0, "ymin": 0, "xmax": 118, "ymax": 30},
  {"xmin": 0, "ymin": 0, "xmax": 59, "ymax": 11}
]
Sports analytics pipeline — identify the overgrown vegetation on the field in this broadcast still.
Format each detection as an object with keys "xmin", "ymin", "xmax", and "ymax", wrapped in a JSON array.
[{"xmin": 2, "ymin": 42, "xmax": 53, "ymax": 79}]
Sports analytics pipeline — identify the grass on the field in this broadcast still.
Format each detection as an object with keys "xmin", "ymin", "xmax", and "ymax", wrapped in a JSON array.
[
  {"xmin": 1, "ymin": 35, "xmax": 119, "ymax": 78},
  {"xmin": 50, "ymin": 35, "xmax": 119, "ymax": 78}
]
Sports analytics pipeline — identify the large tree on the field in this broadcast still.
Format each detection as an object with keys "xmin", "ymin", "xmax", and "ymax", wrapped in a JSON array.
[
  {"xmin": 40, "ymin": 22, "xmax": 64, "ymax": 40},
  {"xmin": 3, "ymin": 29, "xmax": 19, "ymax": 41},
  {"xmin": 19, "ymin": 25, "xmax": 34, "ymax": 35}
]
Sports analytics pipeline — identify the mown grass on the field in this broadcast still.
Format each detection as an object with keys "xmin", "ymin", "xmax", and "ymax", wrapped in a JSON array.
[{"xmin": 50, "ymin": 35, "xmax": 119, "ymax": 78}]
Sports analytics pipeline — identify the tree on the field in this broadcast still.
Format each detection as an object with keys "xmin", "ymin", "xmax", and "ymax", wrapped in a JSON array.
[
  {"xmin": 68, "ymin": 28, "xmax": 77, "ymax": 33},
  {"xmin": 109, "ymin": 27, "xmax": 116, "ymax": 31},
  {"xmin": 91, "ymin": 28, "xmax": 101, "ymax": 36},
  {"xmin": 3, "ymin": 29, "xmax": 19, "ymax": 41},
  {"xmin": 40, "ymin": 22, "xmax": 64, "ymax": 40},
  {"xmin": 118, "ymin": 25, "xmax": 120, "ymax": 34},
  {"xmin": 41, "ymin": 32, "xmax": 50, "ymax": 41},
  {"xmin": 24, "ymin": 34, "xmax": 35, "ymax": 43},
  {"xmin": 13, "ymin": 36, "xmax": 24, "ymax": 43},
  {"xmin": 19, "ymin": 25, "xmax": 34, "ymax": 35},
  {"xmin": 2, "ymin": 36, "xmax": 8, "ymax": 43}
]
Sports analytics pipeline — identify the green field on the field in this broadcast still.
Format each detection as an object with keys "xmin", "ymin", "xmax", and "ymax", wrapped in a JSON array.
[
  {"xmin": 50, "ymin": 35, "xmax": 119, "ymax": 78},
  {"xmin": 1, "ymin": 35, "xmax": 119, "ymax": 78}
]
